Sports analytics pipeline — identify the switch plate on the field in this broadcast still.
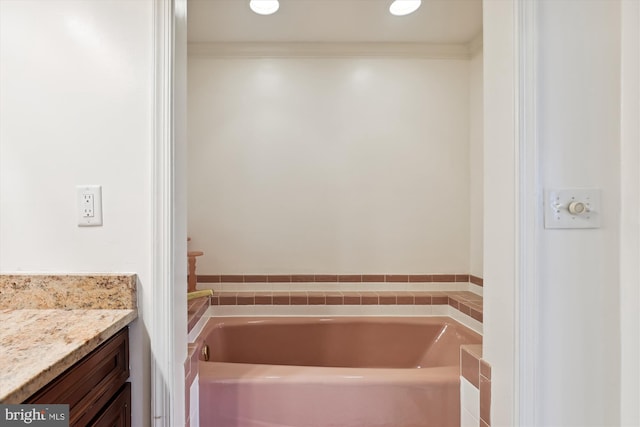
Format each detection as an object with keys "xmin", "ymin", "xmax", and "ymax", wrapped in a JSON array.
[
  {"xmin": 77, "ymin": 185, "xmax": 102, "ymax": 226},
  {"xmin": 544, "ymin": 188, "xmax": 601, "ymax": 229}
]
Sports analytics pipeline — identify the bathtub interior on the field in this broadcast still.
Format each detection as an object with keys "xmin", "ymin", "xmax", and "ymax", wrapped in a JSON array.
[
  {"xmin": 197, "ymin": 316, "xmax": 481, "ymax": 368},
  {"xmin": 195, "ymin": 316, "xmax": 482, "ymax": 427}
]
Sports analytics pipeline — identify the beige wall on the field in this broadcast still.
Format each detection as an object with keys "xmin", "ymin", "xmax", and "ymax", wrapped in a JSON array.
[
  {"xmin": 187, "ymin": 55, "xmax": 472, "ymax": 275},
  {"xmin": 468, "ymin": 49, "xmax": 484, "ymax": 279}
]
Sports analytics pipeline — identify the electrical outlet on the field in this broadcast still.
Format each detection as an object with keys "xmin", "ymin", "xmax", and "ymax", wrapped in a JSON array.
[
  {"xmin": 77, "ymin": 185, "xmax": 102, "ymax": 226},
  {"xmin": 82, "ymin": 193, "xmax": 94, "ymax": 217}
]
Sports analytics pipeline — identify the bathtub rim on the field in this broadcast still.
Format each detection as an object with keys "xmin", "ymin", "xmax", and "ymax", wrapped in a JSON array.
[{"xmin": 188, "ymin": 305, "xmax": 483, "ymax": 343}]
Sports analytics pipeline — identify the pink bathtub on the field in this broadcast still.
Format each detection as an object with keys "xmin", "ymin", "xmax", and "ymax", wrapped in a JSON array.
[{"xmin": 197, "ymin": 317, "xmax": 481, "ymax": 427}]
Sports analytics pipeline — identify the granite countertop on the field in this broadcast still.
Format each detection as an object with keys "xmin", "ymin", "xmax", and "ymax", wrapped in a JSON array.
[{"xmin": 0, "ymin": 274, "xmax": 138, "ymax": 404}]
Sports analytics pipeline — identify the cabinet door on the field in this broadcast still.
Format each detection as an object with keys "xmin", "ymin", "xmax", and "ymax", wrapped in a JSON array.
[
  {"xmin": 26, "ymin": 327, "xmax": 129, "ymax": 427},
  {"xmin": 88, "ymin": 382, "xmax": 131, "ymax": 427}
]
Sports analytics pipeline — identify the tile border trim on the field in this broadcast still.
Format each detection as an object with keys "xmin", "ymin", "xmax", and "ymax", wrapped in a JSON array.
[
  {"xmin": 197, "ymin": 290, "xmax": 482, "ymax": 323},
  {"xmin": 470, "ymin": 275, "xmax": 484, "ymax": 286},
  {"xmin": 198, "ymin": 273, "xmax": 481, "ymax": 284}
]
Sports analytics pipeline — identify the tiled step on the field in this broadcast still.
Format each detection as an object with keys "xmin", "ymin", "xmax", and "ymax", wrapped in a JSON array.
[
  {"xmin": 187, "ymin": 297, "xmax": 209, "ymax": 332},
  {"xmin": 188, "ymin": 291, "xmax": 483, "ymax": 333},
  {"xmin": 213, "ymin": 291, "xmax": 482, "ymax": 321}
]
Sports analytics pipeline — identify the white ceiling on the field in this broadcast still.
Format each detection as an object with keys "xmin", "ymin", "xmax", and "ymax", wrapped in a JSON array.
[{"xmin": 187, "ymin": 0, "xmax": 483, "ymax": 44}]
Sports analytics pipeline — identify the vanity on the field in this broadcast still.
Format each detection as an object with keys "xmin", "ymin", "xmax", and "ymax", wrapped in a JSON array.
[{"xmin": 0, "ymin": 274, "xmax": 138, "ymax": 426}]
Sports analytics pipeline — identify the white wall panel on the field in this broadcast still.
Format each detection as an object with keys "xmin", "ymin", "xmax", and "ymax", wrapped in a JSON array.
[
  {"xmin": 536, "ymin": 1, "xmax": 622, "ymax": 425},
  {"xmin": 187, "ymin": 56, "xmax": 470, "ymax": 275},
  {"xmin": 0, "ymin": 1, "xmax": 153, "ymax": 425}
]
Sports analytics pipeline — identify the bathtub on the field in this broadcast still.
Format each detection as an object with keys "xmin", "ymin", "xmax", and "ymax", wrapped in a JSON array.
[{"xmin": 197, "ymin": 316, "xmax": 481, "ymax": 427}]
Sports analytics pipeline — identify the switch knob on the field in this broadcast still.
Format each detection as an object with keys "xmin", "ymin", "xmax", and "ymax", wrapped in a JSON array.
[{"xmin": 568, "ymin": 201, "xmax": 587, "ymax": 215}]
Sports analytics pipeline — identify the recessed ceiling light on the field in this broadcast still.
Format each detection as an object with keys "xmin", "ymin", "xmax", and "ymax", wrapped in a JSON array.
[
  {"xmin": 250, "ymin": 0, "xmax": 280, "ymax": 15},
  {"xmin": 389, "ymin": 0, "xmax": 421, "ymax": 16}
]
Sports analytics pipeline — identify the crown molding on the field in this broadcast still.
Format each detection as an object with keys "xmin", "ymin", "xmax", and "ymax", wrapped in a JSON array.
[{"xmin": 188, "ymin": 41, "xmax": 473, "ymax": 59}]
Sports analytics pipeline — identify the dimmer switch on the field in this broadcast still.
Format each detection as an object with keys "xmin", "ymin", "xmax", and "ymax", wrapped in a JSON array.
[{"xmin": 544, "ymin": 188, "xmax": 601, "ymax": 229}]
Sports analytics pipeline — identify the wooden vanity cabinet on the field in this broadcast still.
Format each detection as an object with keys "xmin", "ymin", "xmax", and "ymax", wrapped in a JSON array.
[
  {"xmin": 88, "ymin": 382, "xmax": 131, "ymax": 427},
  {"xmin": 25, "ymin": 327, "xmax": 130, "ymax": 427}
]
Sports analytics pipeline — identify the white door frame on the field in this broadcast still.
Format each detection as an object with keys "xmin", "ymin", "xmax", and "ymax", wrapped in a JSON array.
[
  {"xmin": 515, "ymin": 0, "xmax": 538, "ymax": 425},
  {"xmin": 620, "ymin": 1, "xmax": 640, "ymax": 424},
  {"xmin": 151, "ymin": 0, "xmax": 187, "ymax": 425},
  {"xmin": 150, "ymin": 0, "xmax": 539, "ymax": 425},
  {"xmin": 151, "ymin": 0, "xmax": 176, "ymax": 424}
]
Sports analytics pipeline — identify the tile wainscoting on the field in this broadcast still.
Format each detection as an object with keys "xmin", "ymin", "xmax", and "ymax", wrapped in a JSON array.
[
  {"xmin": 186, "ymin": 274, "xmax": 487, "ymax": 427},
  {"xmin": 461, "ymin": 344, "xmax": 492, "ymax": 427}
]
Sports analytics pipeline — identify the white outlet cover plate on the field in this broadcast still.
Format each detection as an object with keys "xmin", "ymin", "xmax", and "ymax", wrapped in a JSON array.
[
  {"xmin": 544, "ymin": 188, "xmax": 601, "ymax": 229},
  {"xmin": 77, "ymin": 185, "xmax": 103, "ymax": 226}
]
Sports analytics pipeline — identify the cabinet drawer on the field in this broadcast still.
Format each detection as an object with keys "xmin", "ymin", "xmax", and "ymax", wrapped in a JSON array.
[
  {"xmin": 26, "ymin": 327, "xmax": 129, "ymax": 427},
  {"xmin": 89, "ymin": 382, "xmax": 131, "ymax": 427}
]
